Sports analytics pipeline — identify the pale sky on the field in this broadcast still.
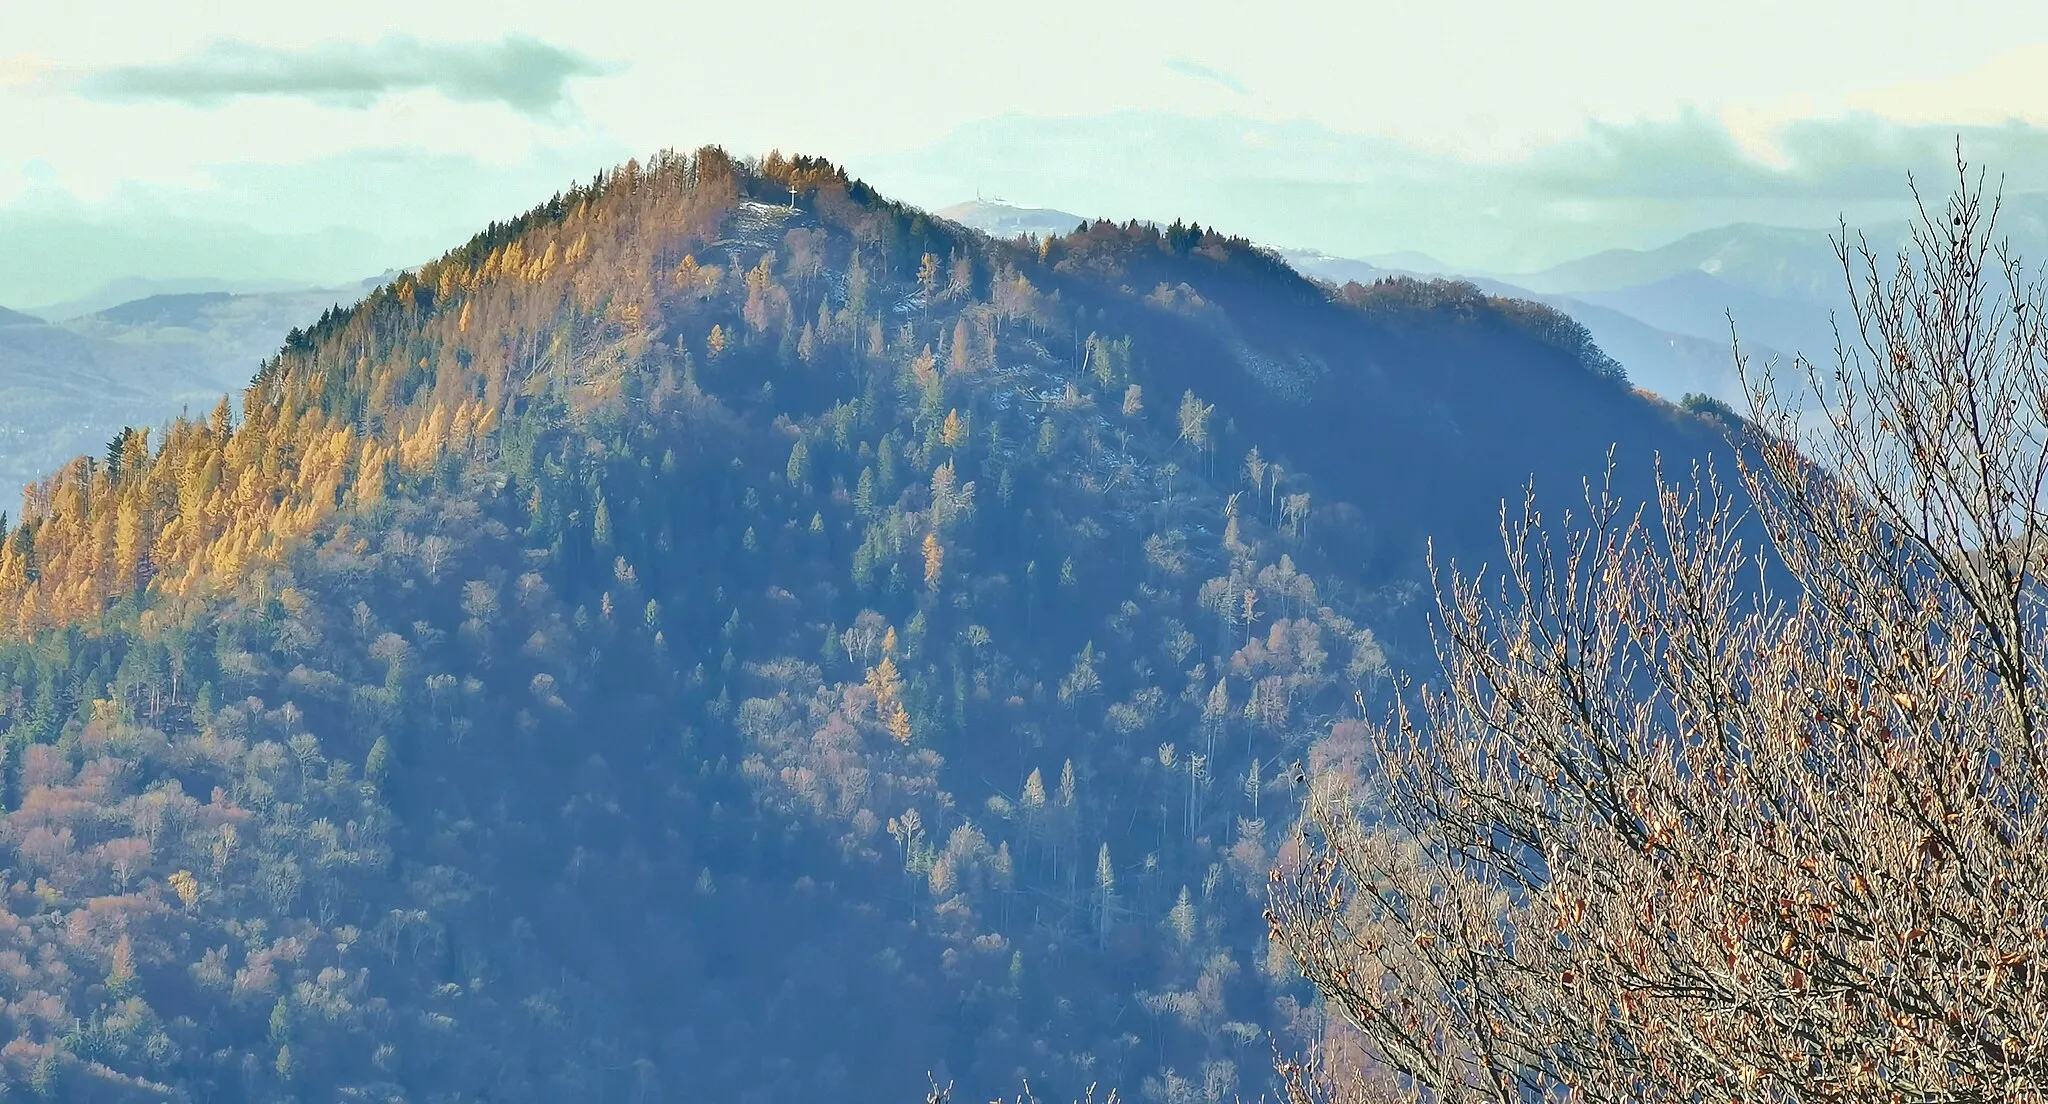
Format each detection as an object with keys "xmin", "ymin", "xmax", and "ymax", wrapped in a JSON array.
[{"xmin": 6, "ymin": 0, "xmax": 2048, "ymax": 305}]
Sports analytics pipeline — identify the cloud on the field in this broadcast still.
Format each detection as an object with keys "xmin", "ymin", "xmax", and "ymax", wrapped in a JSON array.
[
  {"xmin": 1166, "ymin": 58, "xmax": 1249, "ymax": 96},
  {"xmin": 77, "ymin": 35, "xmax": 619, "ymax": 118},
  {"xmin": 1513, "ymin": 111, "xmax": 2048, "ymax": 202}
]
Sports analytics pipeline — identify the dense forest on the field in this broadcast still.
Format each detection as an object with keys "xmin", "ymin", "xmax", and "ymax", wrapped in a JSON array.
[{"xmin": 0, "ymin": 147, "xmax": 1734, "ymax": 1101}]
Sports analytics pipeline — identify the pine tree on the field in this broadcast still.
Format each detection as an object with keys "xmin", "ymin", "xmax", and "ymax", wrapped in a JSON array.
[
  {"xmin": 1021, "ymin": 768, "xmax": 1046, "ymax": 810},
  {"xmin": 854, "ymin": 468, "xmax": 876, "ymax": 515},
  {"xmin": 365, "ymin": 734, "xmax": 391, "ymax": 786},
  {"xmin": 786, "ymin": 439, "xmax": 810, "ymax": 488},
  {"xmin": 1177, "ymin": 390, "xmax": 1213, "ymax": 454},
  {"xmin": 867, "ymin": 656, "xmax": 912, "ymax": 744},
  {"xmin": 922, "ymin": 532, "xmax": 944, "ymax": 591},
  {"xmin": 876, "ymin": 436, "xmax": 897, "ymax": 492},
  {"xmin": 917, "ymin": 253, "xmax": 939, "ymax": 310},
  {"xmin": 1095, "ymin": 843, "xmax": 1118, "ymax": 947},
  {"xmin": 949, "ymin": 319, "xmax": 971, "ymax": 374},
  {"xmin": 1168, "ymin": 886, "xmax": 1196, "ymax": 948},
  {"xmin": 843, "ymin": 250, "xmax": 869, "ymax": 319},
  {"xmin": 106, "ymin": 934, "xmax": 137, "ymax": 998}
]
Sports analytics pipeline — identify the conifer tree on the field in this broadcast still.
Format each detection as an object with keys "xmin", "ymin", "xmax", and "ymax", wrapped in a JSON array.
[
  {"xmin": 922, "ymin": 532, "xmax": 944, "ymax": 591},
  {"xmin": 786, "ymin": 440, "xmax": 809, "ymax": 488}
]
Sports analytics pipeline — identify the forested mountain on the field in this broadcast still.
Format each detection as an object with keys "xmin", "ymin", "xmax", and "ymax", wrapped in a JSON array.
[{"xmin": 0, "ymin": 148, "xmax": 1736, "ymax": 1102}]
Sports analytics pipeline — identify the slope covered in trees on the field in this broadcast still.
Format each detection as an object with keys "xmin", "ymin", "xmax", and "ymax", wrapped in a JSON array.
[{"xmin": 0, "ymin": 148, "xmax": 1733, "ymax": 1101}]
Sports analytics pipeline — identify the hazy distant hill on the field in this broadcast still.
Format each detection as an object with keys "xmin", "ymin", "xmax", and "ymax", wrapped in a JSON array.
[
  {"xmin": 1567, "ymin": 269, "xmax": 1839, "ymax": 368},
  {"xmin": 26, "ymin": 277, "xmax": 350, "ymax": 325},
  {"xmin": 936, "ymin": 198, "xmax": 1088, "ymax": 239},
  {"xmin": 1513, "ymin": 223, "xmax": 1850, "ymax": 301},
  {"xmin": 0, "ymin": 148, "xmax": 1740, "ymax": 1102},
  {"xmin": 64, "ymin": 279, "xmax": 386, "ymax": 367},
  {"xmin": 0, "ymin": 279, "xmax": 383, "ymax": 499},
  {"xmin": 1511, "ymin": 196, "xmax": 2048, "ymax": 309},
  {"xmin": 0, "ymin": 313, "xmax": 221, "ymax": 500}
]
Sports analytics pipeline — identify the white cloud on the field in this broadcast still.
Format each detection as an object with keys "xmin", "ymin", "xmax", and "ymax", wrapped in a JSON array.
[{"xmin": 76, "ymin": 34, "xmax": 618, "ymax": 118}]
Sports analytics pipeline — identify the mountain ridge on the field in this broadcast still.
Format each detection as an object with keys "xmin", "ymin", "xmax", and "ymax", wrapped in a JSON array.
[
  {"xmin": 939, "ymin": 196, "xmax": 1792, "ymax": 407},
  {"xmin": 1279, "ymin": 250, "xmax": 1767, "ymax": 405}
]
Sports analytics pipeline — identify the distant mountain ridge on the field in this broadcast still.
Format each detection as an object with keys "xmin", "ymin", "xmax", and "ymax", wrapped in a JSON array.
[
  {"xmin": 1494, "ymin": 217, "xmax": 2012, "ymax": 369},
  {"xmin": 1569, "ymin": 269, "xmax": 1839, "ymax": 367},
  {"xmin": 0, "ymin": 279, "xmax": 389, "ymax": 497},
  {"xmin": 1515, "ymin": 193, "xmax": 2048, "ymax": 300},
  {"xmin": 935, "ymin": 199, "xmax": 1087, "ymax": 239},
  {"xmin": 86, "ymin": 292, "xmax": 238, "ymax": 328},
  {"xmin": 1512, "ymin": 222, "xmax": 1852, "ymax": 300},
  {"xmin": 24, "ymin": 272, "xmax": 399, "ymax": 324}
]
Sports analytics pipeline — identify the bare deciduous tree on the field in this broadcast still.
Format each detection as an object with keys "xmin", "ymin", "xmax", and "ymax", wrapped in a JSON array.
[{"xmin": 1271, "ymin": 158, "xmax": 2048, "ymax": 1102}]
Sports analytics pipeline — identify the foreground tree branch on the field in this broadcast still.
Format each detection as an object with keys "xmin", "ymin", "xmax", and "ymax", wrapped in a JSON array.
[{"xmin": 1271, "ymin": 155, "xmax": 2048, "ymax": 1103}]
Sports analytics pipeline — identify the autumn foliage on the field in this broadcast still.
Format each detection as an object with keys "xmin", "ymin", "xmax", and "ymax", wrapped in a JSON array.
[
  {"xmin": 0, "ymin": 148, "xmax": 751, "ymax": 635},
  {"xmin": 1272, "ymin": 162, "xmax": 2048, "ymax": 1102}
]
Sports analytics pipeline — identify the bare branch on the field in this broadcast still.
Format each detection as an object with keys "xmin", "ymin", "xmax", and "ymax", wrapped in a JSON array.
[{"xmin": 1275, "ymin": 157, "xmax": 2048, "ymax": 1103}]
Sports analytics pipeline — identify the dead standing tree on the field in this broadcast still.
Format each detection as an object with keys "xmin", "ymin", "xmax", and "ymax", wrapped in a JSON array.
[{"xmin": 1269, "ymin": 157, "xmax": 2048, "ymax": 1103}]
